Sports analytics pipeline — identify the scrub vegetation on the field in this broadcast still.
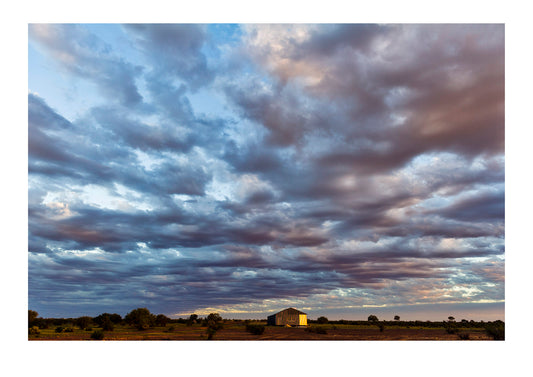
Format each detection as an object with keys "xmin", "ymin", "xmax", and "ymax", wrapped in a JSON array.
[{"xmin": 28, "ymin": 309, "xmax": 503, "ymax": 341}]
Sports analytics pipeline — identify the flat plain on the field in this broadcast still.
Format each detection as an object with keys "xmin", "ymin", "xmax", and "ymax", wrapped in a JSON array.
[{"xmin": 28, "ymin": 322, "xmax": 496, "ymax": 341}]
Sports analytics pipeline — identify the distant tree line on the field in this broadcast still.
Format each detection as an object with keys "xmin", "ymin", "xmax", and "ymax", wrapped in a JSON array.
[
  {"xmin": 28, "ymin": 308, "xmax": 223, "ymax": 332},
  {"xmin": 306, "ymin": 315, "xmax": 504, "ymax": 330},
  {"xmin": 30, "ymin": 309, "xmax": 504, "ymax": 330}
]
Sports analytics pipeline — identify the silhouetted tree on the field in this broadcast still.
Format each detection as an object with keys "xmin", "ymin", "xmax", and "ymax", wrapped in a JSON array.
[
  {"xmin": 125, "ymin": 308, "xmax": 155, "ymax": 330},
  {"xmin": 448, "ymin": 316, "xmax": 455, "ymax": 322},
  {"xmin": 368, "ymin": 315, "xmax": 379, "ymax": 322},
  {"xmin": 187, "ymin": 313, "xmax": 199, "ymax": 326},
  {"xmin": 485, "ymin": 321, "xmax": 505, "ymax": 340},
  {"xmin": 109, "ymin": 313, "xmax": 122, "ymax": 324},
  {"xmin": 317, "ymin": 316, "xmax": 328, "ymax": 324},
  {"xmin": 394, "ymin": 315, "xmax": 400, "ymax": 321},
  {"xmin": 94, "ymin": 313, "xmax": 122, "ymax": 326},
  {"xmin": 75, "ymin": 316, "xmax": 92, "ymax": 330},
  {"xmin": 155, "ymin": 314, "xmax": 170, "ymax": 327},
  {"xmin": 102, "ymin": 317, "xmax": 114, "ymax": 331},
  {"xmin": 205, "ymin": 313, "xmax": 223, "ymax": 340},
  {"xmin": 28, "ymin": 310, "xmax": 38, "ymax": 327}
]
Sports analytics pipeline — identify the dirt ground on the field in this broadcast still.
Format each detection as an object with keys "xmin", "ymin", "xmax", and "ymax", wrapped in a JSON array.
[
  {"xmin": 214, "ymin": 326, "xmax": 492, "ymax": 340},
  {"xmin": 28, "ymin": 324, "xmax": 494, "ymax": 341}
]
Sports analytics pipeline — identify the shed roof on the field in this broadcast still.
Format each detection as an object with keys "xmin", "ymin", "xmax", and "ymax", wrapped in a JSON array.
[{"xmin": 273, "ymin": 307, "xmax": 307, "ymax": 316}]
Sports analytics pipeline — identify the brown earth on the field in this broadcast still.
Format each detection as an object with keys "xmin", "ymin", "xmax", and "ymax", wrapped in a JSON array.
[{"xmin": 28, "ymin": 324, "xmax": 494, "ymax": 341}]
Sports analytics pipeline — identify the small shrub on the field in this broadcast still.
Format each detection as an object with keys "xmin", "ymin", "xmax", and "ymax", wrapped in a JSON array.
[
  {"xmin": 458, "ymin": 333, "xmax": 470, "ymax": 340},
  {"xmin": 246, "ymin": 323, "xmax": 265, "ymax": 335},
  {"xmin": 64, "ymin": 327, "xmax": 74, "ymax": 332},
  {"xmin": 306, "ymin": 326, "xmax": 328, "ymax": 334},
  {"xmin": 485, "ymin": 323, "xmax": 505, "ymax": 340},
  {"xmin": 206, "ymin": 327, "xmax": 217, "ymax": 340},
  {"xmin": 102, "ymin": 320, "xmax": 114, "ymax": 331},
  {"xmin": 378, "ymin": 323, "xmax": 385, "ymax": 332},
  {"xmin": 55, "ymin": 326, "xmax": 64, "ymax": 333},
  {"xmin": 90, "ymin": 330, "xmax": 105, "ymax": 340},
  {"xmin": 29, "ymin": 326, "xmax": 40, "ymax": 335},
  {"xmin": 165, "ymin": 325, "xmax": 175, "ymax": 333},
  {"xmin": 445, "ymin": 325, "xmax": 458, "ymax": 334}
]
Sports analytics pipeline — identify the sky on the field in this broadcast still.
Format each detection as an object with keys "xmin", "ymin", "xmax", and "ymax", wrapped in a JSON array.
[{"xmin": 28, "ymin": 23, "xmax": 505, "ymax": 321}]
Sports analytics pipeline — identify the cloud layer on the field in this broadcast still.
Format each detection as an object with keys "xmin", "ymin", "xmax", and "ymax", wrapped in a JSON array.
[{"xmin": 28, "ymin": 24, "xmax": 504, "ymax": 319}]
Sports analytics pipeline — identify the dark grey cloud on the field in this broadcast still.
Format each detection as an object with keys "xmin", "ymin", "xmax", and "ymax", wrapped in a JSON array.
[
  {"xmin": 29, "ymin": 93, "xmax": 119, "ymax": 183},
  {"xmin": 29, "ymin": 94, "xmax": 212, "ymax": 197},
  {"xmin": 123, "ymin": 24, "xmax": 214, "ymax": 90},
  {"xmin": 434, "ymin": 190, "xmax": 505, "ymax": 222},
  {"xmin": 89, "ymin": 106, "xmax": 192, "ymax": 154},
  {"xmin": 28, "ymin": 24, "xmax": 505, "ymax": 319}
]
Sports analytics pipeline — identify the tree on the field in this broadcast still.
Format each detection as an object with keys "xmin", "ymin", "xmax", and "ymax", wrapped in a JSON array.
[
  {"xmin": 28, "ymin": 310, "xmax": 39, "ymax": 327},
  {"xmin": 448, "ymin": 316, "xmax": 455, "ymax": 322},
  {"xmin": 102, "ymin": 317, "xmax": 114, "ymax": 331},
  {"xmin": 155, "ymin": 314, "xmax": 170, "ymax": 327},
  {"xmin": 317, "ymin": 316, "xmax": 328, "ymax": 324},
  {"xmin": 109, "ymin": 313, "xmax": 122, "ymax": 324},
  {"xmin": 368, "ymin": 314, "xmax": 379, "ymax": 322},
  {"xmin": 94, "ymin": 313, "xmax": 122, "ymax": 326},
  {"xmin": 187, "ymin": 314, "xmax": 198, "ymax": 326},
  {"xmin": 125, "ymin": 308, "xmax": 155, "ymax": 330},
  {"xmin": 205, "ymin": 313, "xmax": 223, "ymax": 340},
  {"xmin": 485, "ymin": 321, "xmax": 505, "ymax": 340},
  {"xmin": 394, "ymin": 315, "xmax": 400, "ymax": 321},
  {"xmin": 75, "ymin": 316, "xmax": 92, "ymax": 330}
]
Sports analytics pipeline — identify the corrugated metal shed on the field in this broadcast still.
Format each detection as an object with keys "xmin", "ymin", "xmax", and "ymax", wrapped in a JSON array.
[{"xmin": 267, "ymin": 307, "xmax": 307, "ymax": 326}]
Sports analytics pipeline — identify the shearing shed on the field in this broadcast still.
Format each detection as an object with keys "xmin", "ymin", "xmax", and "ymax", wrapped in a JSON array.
[{"xmin": 267, "ymin": 308, "xmax": 307, "ymax": 326}]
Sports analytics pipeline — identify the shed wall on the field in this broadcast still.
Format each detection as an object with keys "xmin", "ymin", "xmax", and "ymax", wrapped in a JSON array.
[{"xmin": 268, "ymin": 308, "xmax": 308, "ymax": 326}]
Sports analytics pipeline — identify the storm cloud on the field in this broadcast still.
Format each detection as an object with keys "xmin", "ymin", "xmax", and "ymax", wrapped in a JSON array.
[{"xmin": 28, "ymin": 24, "xmax": 504, "ymax": 320}]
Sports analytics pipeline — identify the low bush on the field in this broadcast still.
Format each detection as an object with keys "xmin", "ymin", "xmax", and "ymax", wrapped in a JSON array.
[
  {"xmin": 246, "ymin": 323, "xmax": 265, "ymax": 335},
  {"xmin": 55, "ymin": 326, "xmax": 64, "ymax": 333},
  {"xmin": 102, "ymin": 320, "xmax": 114, "ymax": 331},
  {"xmin": 206, "ymin": 328, "xmax": 217, "ymax": 340},
  {"xmin": 457, "ymin": 333, "xmax": 470, "ymax": 340},
  {"xmin": 445, "ymin": 325, "xmax": 458, "ymax": 334},
  {"xmin": 64, "ymin": 327, "xmax": 74, "ymax": 332},
  {"xmin": 306, "ymin": 326, "xmax": 328, "ymax": 334},
  {"xmin": 165, "ymin": 325, "xmax": 175, "ymax": 333},
  {"xmin": 485, "ymin": 323, "xmax": 505, "ymax": 340},
  {"xmin": 28, "ymin": 326, "xmax": 40, "ymax": 335},
  {"xmin": 90, "ymin": 330, "xmax": 105, "ymax": 340}
]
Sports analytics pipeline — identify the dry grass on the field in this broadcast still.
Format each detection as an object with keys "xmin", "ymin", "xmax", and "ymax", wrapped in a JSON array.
[{"xmin": 28, "ymin": 322, "xmax": 493, "ymax": 341}]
